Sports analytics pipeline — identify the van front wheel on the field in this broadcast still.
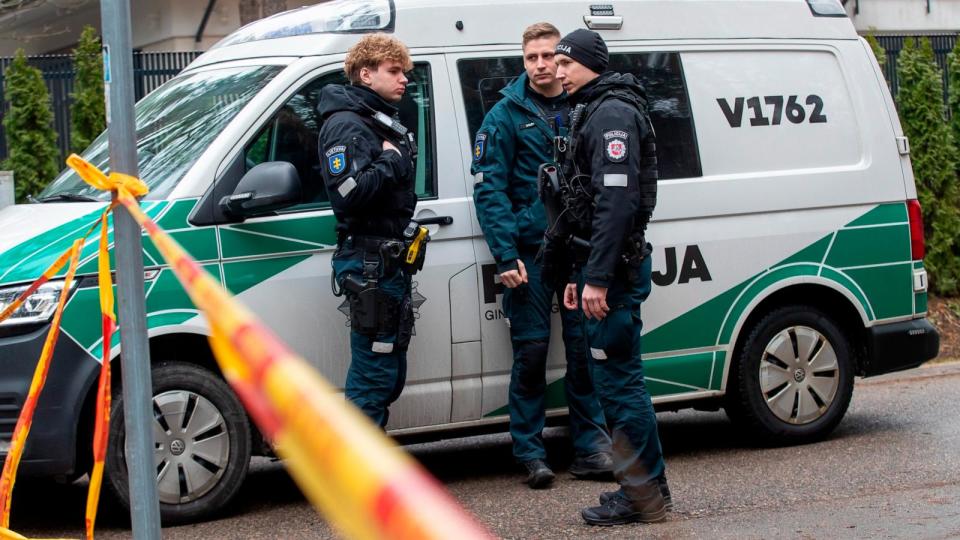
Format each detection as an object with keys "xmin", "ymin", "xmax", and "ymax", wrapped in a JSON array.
[
  {"xmin": 727, "ymin": 305, "xmax": 854, "ymax": 445},
  {"xmin": 105, "ymin": 361, "xmax": 251, "ymax": 524}
]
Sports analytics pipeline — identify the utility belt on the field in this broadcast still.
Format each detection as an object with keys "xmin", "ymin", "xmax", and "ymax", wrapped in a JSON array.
[
  {"xmin": 336, "ymin": 223, "xmax": 430, "ymax": 277},
  {"xmin": 332, "ymin": 224, "xmax": 428, "ymax": 341}
]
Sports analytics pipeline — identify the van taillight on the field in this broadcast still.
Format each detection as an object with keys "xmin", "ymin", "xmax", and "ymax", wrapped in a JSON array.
[{"xmin": 907, "ymin": 199, "xmax": 925, "ymax": 260}]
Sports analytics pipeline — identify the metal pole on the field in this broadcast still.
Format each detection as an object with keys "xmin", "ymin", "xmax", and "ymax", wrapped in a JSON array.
[{"xmin": 100, "ymin": 0, "xmax": 162, "ymax": 537}]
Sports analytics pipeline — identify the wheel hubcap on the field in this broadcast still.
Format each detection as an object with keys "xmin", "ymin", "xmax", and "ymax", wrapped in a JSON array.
[
  {"xmin": 759, "ymin": 326, "xmax": 840, "ymax": 425},
  {"xmin": 152, "ymin": 390, "xmax": 230, "ymax": 504}
]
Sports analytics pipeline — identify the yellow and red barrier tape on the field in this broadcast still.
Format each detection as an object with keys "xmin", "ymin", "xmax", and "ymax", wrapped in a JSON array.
[
  {"xmin": 0, "ymin": 154, "xmax": 492, "ymax": 539},
  {"xmin": 0, "ymin": 203, "xmax": 114, "ymax": 540}
]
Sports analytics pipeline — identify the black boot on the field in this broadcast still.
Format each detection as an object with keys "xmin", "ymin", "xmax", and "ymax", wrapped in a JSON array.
[
  {"xmin": 569, "ymin": 452, "xmax": 614, "ymax": 479},
  {"xmin": 522, "ymin": 459, "xmax": 555, "ymax": 489},
  {"xmin": 583, "ymin": 481, "xmax": 666, "ymax": 526},
  {"xmin": 599, "ymin": 474, "xmax": 673, "ymax": 511}
]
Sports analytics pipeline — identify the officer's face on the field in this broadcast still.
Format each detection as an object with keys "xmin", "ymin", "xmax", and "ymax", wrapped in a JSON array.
[
  {"xmin": 360, "ymin": 60, "xmax": 408, "ymax": 103},
  {"xmin": 523, "ymin": 36, "xmax": 560, "ymax": 92},
  {"xmin": 555, "ymin": 54, "xmax": 598, "ymax": 95}
]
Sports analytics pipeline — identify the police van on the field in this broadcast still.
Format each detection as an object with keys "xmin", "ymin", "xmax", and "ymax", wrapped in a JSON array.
[{"xmin": 0, "ymin": 0, "xmax": 939, "ymax": 522}]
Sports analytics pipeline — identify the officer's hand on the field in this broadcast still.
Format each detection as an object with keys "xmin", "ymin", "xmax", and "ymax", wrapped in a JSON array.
[
  {"xmin": 581, "ymin": 284, "xmax": 610, "ymax": 320},
  {"xmin": 563, "ymin": 283, "xmax": 579, "ymax": 310},
  {"xmin": 500, "ymin": 259, "xmax": 529, "ymax": 289},
  {"xmin": 382, "ymin": 140, "xmax": 401, "ymax": 155}
]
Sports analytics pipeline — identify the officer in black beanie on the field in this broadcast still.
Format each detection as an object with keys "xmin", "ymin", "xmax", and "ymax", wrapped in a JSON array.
[{"xmin": 543, "ymin": 28, "xmax": 672, "ymax": 525}]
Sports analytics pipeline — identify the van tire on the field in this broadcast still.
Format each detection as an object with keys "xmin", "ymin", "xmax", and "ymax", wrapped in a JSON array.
[
  {"xmin": 726, "ymin": 305, "xmax": 854, "ymax": 445},
  {"xmin": 105, "ymin": 361, "xmax": 251, "ymax": 524}
]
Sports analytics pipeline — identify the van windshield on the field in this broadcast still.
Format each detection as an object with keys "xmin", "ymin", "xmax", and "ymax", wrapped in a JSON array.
[{"xmin": 40, "ymin": 64, "xmax": 282, "ymax": 202}]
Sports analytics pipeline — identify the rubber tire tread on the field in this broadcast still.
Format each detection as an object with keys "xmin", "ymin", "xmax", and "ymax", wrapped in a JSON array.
[
  {"xmin": 105, "ymin": 361, "xmax": 251, "ymax": 524},
  {"xmin": 729, "ymin": 305, "xmax": 854, "ymax": 446}
]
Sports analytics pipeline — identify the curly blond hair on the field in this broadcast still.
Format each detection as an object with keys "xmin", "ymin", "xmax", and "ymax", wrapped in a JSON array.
[{"xmin": 344, "ymin": 33, "xmax": 413, "ymax": 84}]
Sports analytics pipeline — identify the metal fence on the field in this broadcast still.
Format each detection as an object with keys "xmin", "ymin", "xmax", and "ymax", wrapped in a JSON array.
[
  {"xmin": 0, "ymin": 51, "xmax": 202, "ymax": 163},
  {"xmin": 875, "ymin": 34, "xmax": 957, "ymax": 105}
]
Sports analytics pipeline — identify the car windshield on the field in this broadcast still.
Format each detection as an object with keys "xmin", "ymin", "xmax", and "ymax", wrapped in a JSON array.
[
  {"xmin": 40, "ymin": 64, "xmax": 282, "ymax": 201},
  {"xmin": 211, "ymin": 0, "xmax": 394, "ymax": 50}
]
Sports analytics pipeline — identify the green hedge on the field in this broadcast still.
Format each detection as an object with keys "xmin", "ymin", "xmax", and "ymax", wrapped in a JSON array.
[
  {"xmin": 1, "ymin": 50, "xmax": 59, "ymax": 202},
  {"xmin": 897, "ymin": 37, "xmax": 960, "ymax": 295},
  {"xmin": 70, "ymin": 26, "xmax": 105, "ymax": 154}
]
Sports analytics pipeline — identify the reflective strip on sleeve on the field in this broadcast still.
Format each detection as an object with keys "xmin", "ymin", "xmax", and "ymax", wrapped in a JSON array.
[
  {"xmin": 474, "ymin": 172, "xmax": 484, "ymax": 184},
  {"xmin": 603, "ymin": 174, "xmax": 628, "ymax": 187},
  {"xmin": 590, "ymin": 348, "xmax": 607, "ymax": 360},
  {"xmin": 372, "ymin": 341, "xmax": 395, "ymax": 354},
  {"xmin": 338, "ymin": 177, "xmax": 357, "ymax": 197}
]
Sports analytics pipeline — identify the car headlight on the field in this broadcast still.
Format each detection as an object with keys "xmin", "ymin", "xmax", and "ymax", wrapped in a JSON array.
[{"xmin": 0, "ymin": 281, "xmax": 75, "ymax": 326}]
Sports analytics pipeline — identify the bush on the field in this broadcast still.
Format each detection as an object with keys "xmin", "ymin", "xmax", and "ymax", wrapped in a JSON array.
[
  {"xmin": 1, "ymin": 49, "xmax": 60, "ymax": 202},
  {"xmin": 897, "ymin": 37, "xmax": 960, "ymax": 295},
  {"xmin": 864, "ymin": 33, "xmax": 887, "ymax": 71},
  {"xmin": 70, "ymin": 25, "xmax": 105, "ymax": 153},
  {"xmin": 948, "ymin": 39, "xmax": 960, "ymax": 165}
]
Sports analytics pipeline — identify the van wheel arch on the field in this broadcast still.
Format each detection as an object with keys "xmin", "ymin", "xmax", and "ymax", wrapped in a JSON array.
[{"xmin": 723, "ymin": 284, "xmax": 866, "ymax": 444}]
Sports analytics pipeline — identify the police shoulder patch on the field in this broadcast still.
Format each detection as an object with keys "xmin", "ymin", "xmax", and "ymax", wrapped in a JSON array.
[
  {"xmin": 325, "ymin": 145, "xmax": 348, "ymax": 176},
  {"xmin": 604, "ymin": 130, "xmax": 628, "ymax": 163},
  {"xmin": 473, "ymin": 132, "xmax": 488, "ymax": 163}
]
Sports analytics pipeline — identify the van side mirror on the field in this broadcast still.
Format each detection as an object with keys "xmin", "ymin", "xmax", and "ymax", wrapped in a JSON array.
[{"xmin": 219, "ymin": 161, "xmax": 301, "ymax": 219}]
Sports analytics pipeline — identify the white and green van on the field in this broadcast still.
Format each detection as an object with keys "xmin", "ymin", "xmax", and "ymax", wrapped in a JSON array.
[{"xmin": 0, "ymin": 0, "xmax": 940, "ymax": 523}]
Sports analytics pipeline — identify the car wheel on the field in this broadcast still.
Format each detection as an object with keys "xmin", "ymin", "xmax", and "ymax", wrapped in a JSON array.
[
  {"xmin": 726, "ymin": 305, "xmax": 854, "ymax": 445},
  {"xmin": 106, "ymin": 361, "xmax": 251, "ymax": 524}
]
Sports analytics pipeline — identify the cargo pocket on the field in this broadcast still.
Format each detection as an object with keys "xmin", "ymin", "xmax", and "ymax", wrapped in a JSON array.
[{"xmin": 585, "ymin": 306, "xmax": 632, "ymax": 362}]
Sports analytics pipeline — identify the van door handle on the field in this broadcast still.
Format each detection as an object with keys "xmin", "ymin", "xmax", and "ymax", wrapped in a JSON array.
[{"xmin": 416, "ymin": 215, "xmax": 453, "ymax": 226}]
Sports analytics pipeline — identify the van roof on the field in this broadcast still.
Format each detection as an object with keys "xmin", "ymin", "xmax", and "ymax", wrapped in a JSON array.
[{"xmin": 190, "ymin": 0, "xmax": 858, "ymax": 69}]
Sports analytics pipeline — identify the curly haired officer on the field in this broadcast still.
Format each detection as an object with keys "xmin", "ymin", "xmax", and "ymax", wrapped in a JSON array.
[
  {"xmin": 546, "ymin": 28, "xmax": 673, "ymax": 525},
  {"xmin": 471, "ymin": 23, "xmax": 613, "ymax": 489},
  {"xmin": 318, "ymin": 34, "xmax": 419, "ymax": 428}
]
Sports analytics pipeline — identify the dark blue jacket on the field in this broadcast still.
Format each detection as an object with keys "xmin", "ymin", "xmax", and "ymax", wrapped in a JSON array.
[
  {"xmin": 318, "ymin": 84, "xmax": 417, "ymax": 239},
  {"xmin": 470, "ymin": 73, "xmax": 567, "ymax": 272},
  {"xmin": 568, "ymin": 72, "xmax": 658, "ymax": 288}
]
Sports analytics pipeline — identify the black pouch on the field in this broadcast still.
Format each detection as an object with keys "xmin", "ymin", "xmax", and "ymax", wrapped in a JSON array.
[
  {"xmin": 396, "ymin": 295, "xmax": 415, "ymax": 350},
  {"xmin": 342, "ymin": 275, "xmax": 380, "ymax": 337}
]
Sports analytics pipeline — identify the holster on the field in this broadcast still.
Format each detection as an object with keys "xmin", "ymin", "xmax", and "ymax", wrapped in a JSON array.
[{"xmin": 336, "ymin": 236, "xmax": 408, "ymax": 339}]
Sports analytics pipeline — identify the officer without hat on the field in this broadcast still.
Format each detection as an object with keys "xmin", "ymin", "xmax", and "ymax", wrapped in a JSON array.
[
  {"xmin": 471, "ymin": 22, "xmax": 613, "ymax": 489},
  {"xmin": 546, "ymin": 28, "xmax": 673, "ymax": 525},
  {"xmin": 318, "ymin": 34, "xmax": 421, "ymax": 428}
]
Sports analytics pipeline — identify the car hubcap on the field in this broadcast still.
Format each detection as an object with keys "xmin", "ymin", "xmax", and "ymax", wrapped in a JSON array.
[
  {"xmin": 759, "ymin": 326, "xmax": 840, "ymax": 424},
  {"xmin": 152, "ymin": 390, "xmax": 230, "ymax": 504}
]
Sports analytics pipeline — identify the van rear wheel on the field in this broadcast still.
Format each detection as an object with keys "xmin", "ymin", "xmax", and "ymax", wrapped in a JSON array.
[
  {"xmin": 726, "ymin": 305, "xmax": 854, "ymax": 445},
  {"xmin": 105, "ymin": 361, "xmax": 251, "ymax": 524}
]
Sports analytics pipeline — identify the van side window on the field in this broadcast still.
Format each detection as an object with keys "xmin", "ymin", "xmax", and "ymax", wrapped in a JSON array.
[
  {"xmin": 242, "ymin": 62, "xmax": 437, "ymax": 212},
  {"xmin": 457, "ymin": 52, "xmax": 702, "ymax": 180}
]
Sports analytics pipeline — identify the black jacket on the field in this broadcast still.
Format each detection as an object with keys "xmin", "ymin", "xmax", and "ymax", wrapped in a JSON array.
[
  {"xmin": 567, "ymin": 72, "xmax": 658, "ymax": 288},
  {"xmin": 317, "ymin": 84, "xmax": 417, "ymax": 239}
]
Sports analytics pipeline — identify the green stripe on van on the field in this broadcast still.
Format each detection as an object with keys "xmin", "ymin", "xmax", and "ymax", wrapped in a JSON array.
[
  {"xmin": 845, "ymin": 202, "xmax": 907, "ymax": 227},
  {"xmin": 825, "ymin": 225, "xmax": 910, "ymax": 268}
]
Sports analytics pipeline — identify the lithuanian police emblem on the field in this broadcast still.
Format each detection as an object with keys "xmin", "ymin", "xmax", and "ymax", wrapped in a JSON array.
[
  {"xmin": 603, "ymin": 130, "xmax": 628, "ymax": 163},
  {"xmin": 473, "ymin": 133, "xmax": 487, "ymax": 162},
  {"xmin": 325, "ymin": 145, "xmax": 347, "ymax": 175}
]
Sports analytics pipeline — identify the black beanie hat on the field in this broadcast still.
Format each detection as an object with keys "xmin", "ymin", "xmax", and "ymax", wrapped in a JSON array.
[{"xmin": 555, "ymin": 28, "xmax": 608, "ymax": 74}]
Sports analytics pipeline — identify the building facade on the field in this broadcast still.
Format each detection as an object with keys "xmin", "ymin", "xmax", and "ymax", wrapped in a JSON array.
[
  {"xmin": 0, "ymin": 0, "xmax": 315, "ymax": 56},
  {"xmin": 845, "ymin": 0, "xmax": 960, "ymax": 34}
]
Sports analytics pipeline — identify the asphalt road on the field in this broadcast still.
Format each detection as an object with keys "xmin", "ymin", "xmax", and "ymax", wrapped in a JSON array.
[{"xmin": 8, "ymin": 361, "xmax": 960, "ymax": 539}]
